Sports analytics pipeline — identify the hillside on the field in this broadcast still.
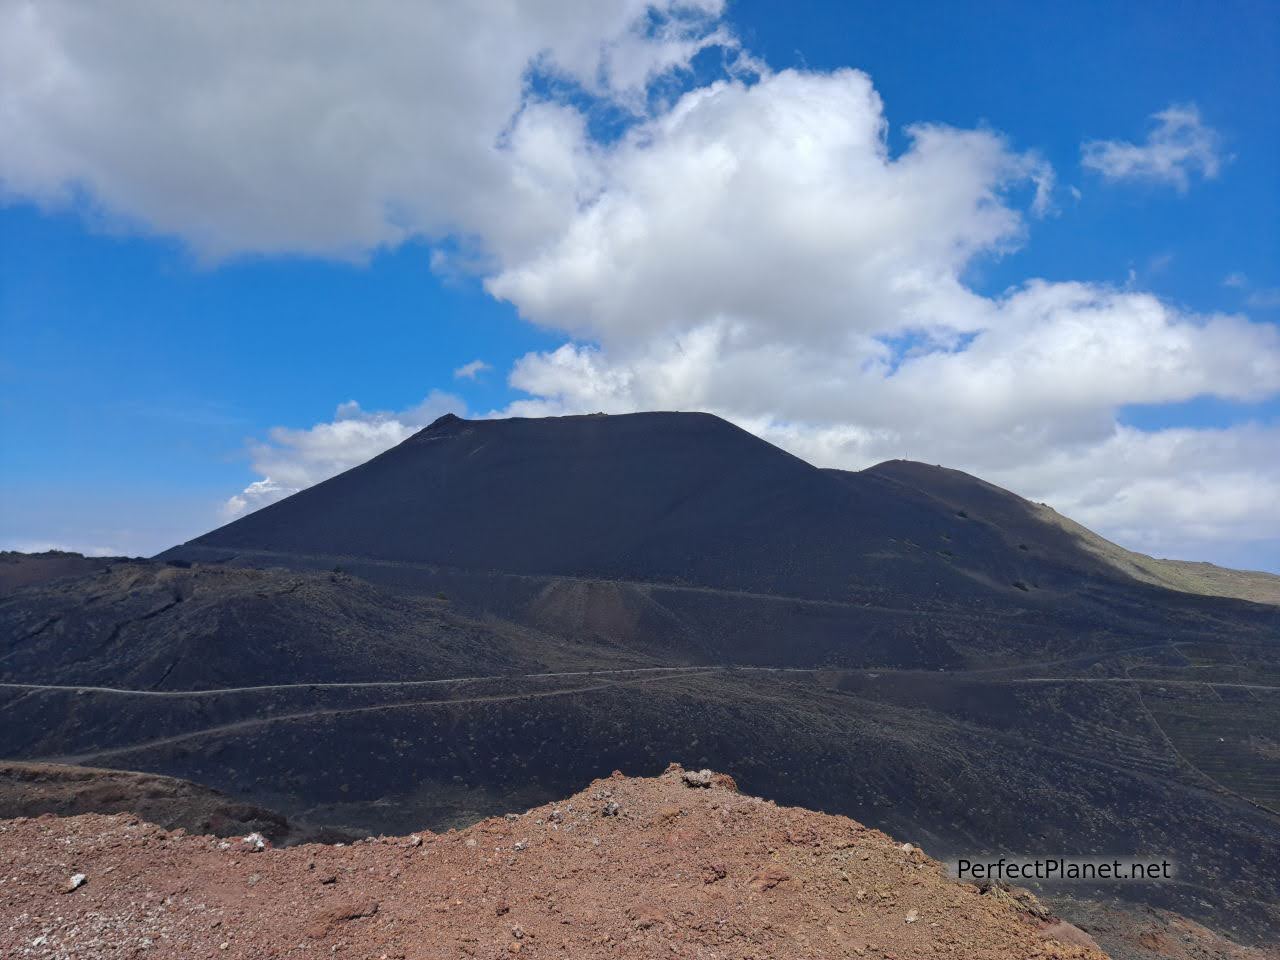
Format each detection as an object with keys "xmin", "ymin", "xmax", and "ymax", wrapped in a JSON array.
[
  {"xmin": 0, "ymin": 562, "xmax": 613, "ymax": 690},
  {"xmin": 0, "ymin": 766, "xmax": 1111, "ymax": 960},
  {"xmin": 0, "ymin": 550, "xmax": 129, "ymax": 596},
  {"xmin": 860, "ymin": 459, "xmax": 1280, "ymax": 606}
]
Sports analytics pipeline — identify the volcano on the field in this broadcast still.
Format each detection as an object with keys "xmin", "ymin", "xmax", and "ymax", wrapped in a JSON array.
[{"xmin": 175, "ymin": 411, "xmax": 1192, "ymax": 600}]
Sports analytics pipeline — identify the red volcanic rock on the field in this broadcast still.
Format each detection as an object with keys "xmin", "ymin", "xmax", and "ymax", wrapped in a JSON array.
[{"xmin": 0, "ymin": 765, "xmax": 1108, "ymax": 960}]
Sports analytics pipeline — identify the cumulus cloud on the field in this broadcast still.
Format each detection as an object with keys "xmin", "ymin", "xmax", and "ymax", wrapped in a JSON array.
[
  {"xmin": 223, "ymin": 390, "xmax": 464, "ymax": 517},
  {"xmin": 489, "ymin": 70, "xmax": 1051, "ymax": 348},
  {"xmin": 0, "ymin": 0, "xmax": 733, "ymax": 259},
  {"xmin": 453, "ymin": 359, "xmax": 492, "ymax": 381},
  {"xmin": 1081, "ymin": 104, "xmax": 1224, "ymax": 191},
  {"xmin": 2, "ymin": 3, "xmax": 1276, "ymax": 564}
]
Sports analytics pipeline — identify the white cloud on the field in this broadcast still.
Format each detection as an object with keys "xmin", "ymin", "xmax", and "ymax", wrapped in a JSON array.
[
  {"xmin": 0, "ymin": 0, "xmax": 733, "ymax": 259},
  {"xmin": 453, "ymin": 359, "xmax": 492, "ymax": 381},
  {"xmin": 1223, "ymin": 272, "xmax": 1248, "ymax": 289},
  {"xmin": 1081, "ymin": 103, "xmax": 1224, "ymax": 191},
  {"xmin": 222, "ymin": 390, "xmax": 465, "ymax": 517},
  {"xmin": 489, "ymin": 70, "xmax": 1051, "ymax": 350}
]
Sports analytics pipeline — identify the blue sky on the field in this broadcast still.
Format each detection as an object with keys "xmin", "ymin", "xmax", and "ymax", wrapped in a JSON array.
[{"xmin": 1, "ymin": 1, "xmax": 1277, "ymax": 569}]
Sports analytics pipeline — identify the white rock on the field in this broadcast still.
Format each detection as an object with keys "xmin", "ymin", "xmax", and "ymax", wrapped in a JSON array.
[{"xmin": 242, "ymin": 832, "xmax": 267, "ymax": 852}]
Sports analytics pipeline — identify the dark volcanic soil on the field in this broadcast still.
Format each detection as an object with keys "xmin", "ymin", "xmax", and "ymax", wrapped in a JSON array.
[
  {"xmin": 0, "ymin": 551, "xmax": 128, "ymax": 596},
  {"xmin": 0, "ymin": 762, "xmax": 352, "ymax": 846},
  {"xmin": 0, "ymin": 766, "xmax": 1113, "ymax": 960}
]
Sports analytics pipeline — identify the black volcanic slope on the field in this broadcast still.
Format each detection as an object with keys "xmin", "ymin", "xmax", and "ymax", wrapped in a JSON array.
[
  {"xmin": 5, "ymin": 412, "xmax": 1280, "ymax": 948},
  {"xmin": 184, "ymin": 412, "xmax": 1107, "ymax": 601},
  {"xmin": 166, "ymin": 412, "xmax": 1277, "ymax": 671},
  {"xmin": 178, "ymin": 412, "xmax": 1279, "ymax": 605}
]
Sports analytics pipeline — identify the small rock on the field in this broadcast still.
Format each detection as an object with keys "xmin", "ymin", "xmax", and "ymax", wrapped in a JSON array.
[
  {"xmin": 702, "ymin": 862, "xmax": 727, "ymax": 884},
  {"xmin": 905, "ymin": 909, "xmax": 919, "ymax": 924},
  {"xmin": 406, "ymin": 835, "xmax": 422, "ymax": 848},
  {"xmin": 601, "ymin": 800, "xmax": 620, "ymax": 817},
  {"xmin": 242, "ymin": 832, "xmax": 267, "ymax": 852},
  {"xmin": 682, "ymin": 769, "xmax": 714, "ymax": 788},
  {"xmin": 62, "ymin": 873, "xmax": 86, "ymax": 894},
  {"xmin": 749, "ymin": 866, "xmax": 791, "ymax": 891}
]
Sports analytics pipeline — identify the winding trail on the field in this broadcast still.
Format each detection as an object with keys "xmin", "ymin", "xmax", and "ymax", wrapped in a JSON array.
[
  {"xmin": 5, "ymin": 661, "xmax": 1276, "ymax": 702},
  {"xmin": 40, "ymin": 671, "xmax": 706, "ymax": 766},
  {"xmin": 0, "ymin": 664, "xmax": 720, "ymax": 699}
]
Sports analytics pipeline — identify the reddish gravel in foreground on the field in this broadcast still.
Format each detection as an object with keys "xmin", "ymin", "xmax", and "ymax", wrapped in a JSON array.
[{"xmin": 0, "ymin": 765, "xmax": 1107, "ymax": 959}]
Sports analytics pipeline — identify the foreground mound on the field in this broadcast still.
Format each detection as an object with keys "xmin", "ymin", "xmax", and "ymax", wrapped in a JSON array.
[{"xmin": 0, "ymin": 766, "xmax": 1105, "ymax": 960}]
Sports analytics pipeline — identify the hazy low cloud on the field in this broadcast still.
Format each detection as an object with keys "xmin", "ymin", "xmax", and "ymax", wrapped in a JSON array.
[
  {"xmin": 1081, "ymin": 104, "xmax": 1224, "ymax": 191},
  {"xmin": 1221, "ymin": 272, "xmax": 1280, "ymax": 310}
]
